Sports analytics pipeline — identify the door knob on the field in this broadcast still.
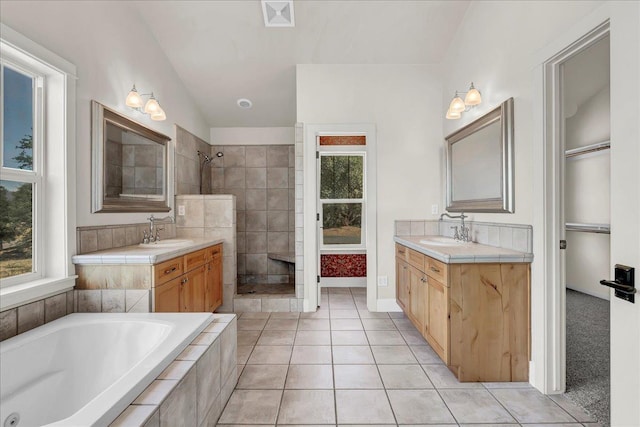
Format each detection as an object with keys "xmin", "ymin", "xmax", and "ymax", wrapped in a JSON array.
[{"xmin": 600, "ymin": 264, "xmax": 635, "ymax": 303}]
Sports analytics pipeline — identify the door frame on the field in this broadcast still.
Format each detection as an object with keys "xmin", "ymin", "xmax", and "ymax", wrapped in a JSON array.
[
  {"xmin": 303, "ymin": 123, "xmax": 377, "ymax": 311},
  {"xmin": 530, "ymin": 9, "xmax": 610, "ymax": 394}
]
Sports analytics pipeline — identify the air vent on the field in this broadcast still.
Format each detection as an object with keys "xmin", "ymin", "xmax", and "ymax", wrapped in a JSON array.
[
  {"xmin": 261, "ymin": 0, "xmax": 295, "ymax": 27},
  {"xmin": 237, "ymin": 98, "xmax": 253, "ymax": 109}
]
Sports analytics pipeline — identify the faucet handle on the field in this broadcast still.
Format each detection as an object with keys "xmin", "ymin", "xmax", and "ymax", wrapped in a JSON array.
[
  {"xmin": 142, "ymin": 230, "xmax": 150, "ymax": 244},
  {"xmin": 450, "ymin": 225, "xmax": 460, "ymax": 241}
]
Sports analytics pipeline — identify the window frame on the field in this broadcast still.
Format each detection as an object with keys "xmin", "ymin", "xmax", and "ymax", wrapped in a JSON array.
[
  {"xmin": 0, "ymin": 60, "xmax": 45, "ymax": 287},
  {"xmin": 317, "ymin": 150, "xmax": 367, "ymax": 251},
  {"xmin": 0, "ymin": 24, "xmax": 77, "ymax": 310}
]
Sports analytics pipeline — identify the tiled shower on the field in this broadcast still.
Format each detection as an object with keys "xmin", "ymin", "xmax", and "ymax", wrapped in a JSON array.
[{"xmin": 211, "ymin": 145, "xmax": 295, "ymax": 290}]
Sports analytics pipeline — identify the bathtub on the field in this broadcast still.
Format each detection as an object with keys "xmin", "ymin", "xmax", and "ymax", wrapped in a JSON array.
[{"xmin": 0, "ymin": 312, "xmax": 214, "ymax": 427}]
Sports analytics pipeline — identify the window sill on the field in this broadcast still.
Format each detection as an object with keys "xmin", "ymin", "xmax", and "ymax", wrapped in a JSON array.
[{"xmin": 0, "ymin": 276, "xmax": 76, "ymax": 311}]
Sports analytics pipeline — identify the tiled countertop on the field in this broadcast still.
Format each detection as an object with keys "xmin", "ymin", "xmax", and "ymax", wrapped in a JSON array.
[
  {"xmin": 71, "ymin": 238, "xmax": 224, "ymax": 265},
  {"xmin": 394, "ymin": 235, "xmax": 533, "ymax": 264}
]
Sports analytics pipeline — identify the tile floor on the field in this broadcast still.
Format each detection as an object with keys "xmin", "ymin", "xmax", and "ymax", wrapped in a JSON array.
[{"xmin": 219, "ymin": 287, "xmax": 600, "ymax": 427}]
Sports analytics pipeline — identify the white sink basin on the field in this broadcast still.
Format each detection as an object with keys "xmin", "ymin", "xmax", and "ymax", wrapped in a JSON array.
[
  {"xmin": 139, "ymin": 239, "xmax": 194, "ymax": 248},
  {"xmin": 419, "ymin": 237, "xmax": 471, "ymax": 246}
]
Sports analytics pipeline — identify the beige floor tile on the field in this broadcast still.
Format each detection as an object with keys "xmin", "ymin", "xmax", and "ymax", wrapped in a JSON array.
[
  {"xmin": 378, "ymin": 364, "xmax": 433, "ymax": 389},
  {"xmin": 358, "ymin": 310, "xmax": 390, "ymax": 319},
  {"xmin": 237, "ymin": 345, "xmax": 254, "ymax": 365},
  {"xmin": 329, "ymin": 301, "xmax": 357, "ymax": 310},
  {"xmin": 387, "ymin": 389, "xmax": 456, "ymax": 424},
  {"xmin": 361, "ymin": 318, "xmax": 397, "ymax": 330},
  {"xmin": 366, "ymin": 330, "xmax": 406, "ymax": 345},
  {"xmin": 218, "ymin": 389, "xmax": 282, "ymax": 424},
  {"xmin": 331, "ymin": 330, "xmax": 369, "ymax": 346},
  {"xmin": 400, "ymin": 328, "xmax": 428, "ymax": 345},
  {"xmin": 237, "ymin": 330, "xmax": 261, "ymax": 346},
  {"xmin": 270, "ymin": 312, "xmax": 300, "ymax": 319},
  {"xmin": 277, "ymin": 390, "xmax": 336, "ymax": 424},
  {"xmin": 300, "ymin": 309, "xmax": 330, "ymax": 319},
  {"xmin": 335, "ymin": 390, "xmax": 395, "ymax": 424},
  {"xmin": 256, "ymin": 329, "xmax": 296, "ymax": 345},
  {"xmin": 298, "ymin": 318, "xmax": 331, "ymax": 330},
  {"xmin": 264, "ymin": 318, "xmax": 298, "ymax": 330},
  {"xmin": 236, "ymin": 364, "xmax": 288, "ymax": 389},
  {"xmin": 371, "ymin": 345, "xmax": 417, "ymax": 364},
  {"xmin": 330, "ymin": 309, "xmax": 360, "ymax": 319},
  {"xmin": 238, "ymin": 319, "xmax": 268, "ymax": 331},
  {"xmin": 285, "ymin": 364, "xmax": 334, "ymax": 389},
  {"xmin": 332, "ymin": 345, "xmax": 375, "ymax": 364},
  {"xmin": 422, "ymin": 364, "xmax": 483, "ymax": 389},
  {"xmin": 489, "ymin": 389, "xmax": 577, "ymax": 424},
  {"xmin": 247, "ymin": 345, "xmax": 292, "ymax": 364},
  {"xmin": 291, "ymin": 345, "xmax": 333, "ymax": 364},
  {"xmin": 549, "ymin": 394, "xmax": 596, "ymax": 422},
  {"xmin": 240, "ymin": 312, "xmax": 271, "ymax": 319},
  {"xmin": 392, "ymin": 318, "xmax": 415, "ymax": 330},
  {"xmin": 331, "ymin": 318, "xmax": 363, "ymax": 330},
  {"xmin": 439, "ymin": 389, "xmax": 516, "ymax": 424},
  {"xmin": 334, "ymin": 364, "xmax": 383, "ymax": 389},
  {"xmin": 294, "ymin": 330, "xmax": 331, "ymax": 345},
  {"xmin": 410, "ymin": 345, "xmax": 442, "ymax": 364}
]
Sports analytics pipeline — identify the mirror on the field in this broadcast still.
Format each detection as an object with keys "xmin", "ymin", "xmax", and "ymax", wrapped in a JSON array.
[
  {"xmin": 91, "ymin": 100, "xmax": 171, "ymax": 213},
  {"xmin": 445, "ymin": 97, "xmax": 514, "ymax": 213}
]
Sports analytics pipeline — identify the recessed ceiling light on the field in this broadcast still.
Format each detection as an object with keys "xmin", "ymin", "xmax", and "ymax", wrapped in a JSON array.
[
  {"xmin": 237, "ymin": 98, "xmax": 253, "ymax": 109},
  {"xmin": 261, "ymin": 0, "xmax": 294, "ymax": 27}
]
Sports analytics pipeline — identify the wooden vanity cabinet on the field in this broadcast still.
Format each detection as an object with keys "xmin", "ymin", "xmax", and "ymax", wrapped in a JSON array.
[
  {"xmin": 154, "ymin": 243, "xmax": 223, "ymax": 313},
  {"xmin": 394, "ymin": 242, "xmax": 530, "ymax": 382}
]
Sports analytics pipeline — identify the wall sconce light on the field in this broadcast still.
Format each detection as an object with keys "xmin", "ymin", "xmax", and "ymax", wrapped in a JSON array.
[
  {"xmin": 445, "ymin": 82, "xmax": 482, "ymax": 120},
  {"xmin": 125, "ymin": 84, "xmax": 166, "ymax": 121}
]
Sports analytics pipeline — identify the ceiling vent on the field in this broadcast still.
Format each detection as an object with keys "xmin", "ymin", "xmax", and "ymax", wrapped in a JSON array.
[{"xmin": 261, "ymin": 0, "xmax": 295, "ymax": 27}]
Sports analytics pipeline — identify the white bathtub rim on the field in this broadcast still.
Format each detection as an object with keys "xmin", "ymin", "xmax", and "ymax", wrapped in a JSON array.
[{"xmin": 1, "ymin": 312, "xmax": 215, "ymax": 427}]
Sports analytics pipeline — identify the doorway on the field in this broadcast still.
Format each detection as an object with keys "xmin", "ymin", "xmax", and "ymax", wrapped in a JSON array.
[{"xmin": 542, "ymin": 22, "xmax": 611, "ymax": 424}]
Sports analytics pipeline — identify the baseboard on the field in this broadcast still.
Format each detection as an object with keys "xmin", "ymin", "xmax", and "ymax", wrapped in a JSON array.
[
  {"xmin": 320, "ymin": 277, "xmax": 366, "ymax": 287},
  {"xmin": 376, "ymin": 298, "xmax": 402, "ymax": 312}
]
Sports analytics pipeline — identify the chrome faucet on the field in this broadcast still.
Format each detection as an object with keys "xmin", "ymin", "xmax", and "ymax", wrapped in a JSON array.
[
  {"xmin": 439, "ymin": 212, "xmax": 471, "ymax": 242},
  {"xmin": 145, "ymin": 214, "xmax": 174, "ymax": 243}
]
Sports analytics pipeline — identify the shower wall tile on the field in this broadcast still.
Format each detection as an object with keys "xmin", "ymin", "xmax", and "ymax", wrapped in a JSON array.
[
  {"xmin": 245, "ymin": 189, "xmax": 267, "ymax": 210},
  {"xmin": 246, "ymin": 168, "xmax": 267, "ymax": 188},
  {"xmin": 267, "ymin": 167, "xmax": 289, "ymax": 188},
  {"xmin": 245, "ymin": 146, "xmax": 267, "ymax": 167},
  {"xmin": 267, "ymin": 146, "xmax": 290, "ymax": 167}
]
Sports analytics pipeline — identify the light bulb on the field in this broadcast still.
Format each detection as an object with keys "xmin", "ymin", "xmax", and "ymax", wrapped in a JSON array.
[
  {"xmin": 150, "ymin": 107, "xmax": 166, "ymax": 121},
  {"xmin": 464, "ymin": 82, "xmax": 482, "ymax": 106},
  {"xmin": 449, "ymin": 93, "xmax": 466, "ymax": 114},
  {"xmin": 446, "ymin": 108, "xmax": 461, "ymax": 120},
  {"xmin": 125, "ymin": 85, "xmax": 143, "ymax": 109},
  {"xmin": 144, "ymin": 94, "xmax": 161, "ymax": 114}
]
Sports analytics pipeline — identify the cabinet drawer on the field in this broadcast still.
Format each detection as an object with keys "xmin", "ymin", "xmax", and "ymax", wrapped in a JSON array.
[
  {"xmin": 208, "ymin": 244, "xmax": 223, "ymax": 260},
  {"xmin": 184, "ymin": 248, "xmax": 207, "ymax": 271},
  {"xmin": 426, "ymin": 256, "xmax": 448, "ymax": 284},
  {"xmin": 395, "ymin": 244, "xmax": 408, "ymax": 262},
  {"xmin": 154, "ymin": 257, "xmax": 184, "ymax": 285},
  {"xmin": 408, "ymin": 249, "xmax": 425, "ymax": 271}
]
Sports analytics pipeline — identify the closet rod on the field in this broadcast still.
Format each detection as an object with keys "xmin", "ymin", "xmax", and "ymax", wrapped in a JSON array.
[
  {"xmin": 565, "ymin": 140, "xmax": 610, "ymax": 158},
  {"xmin": 565, "ymin": 222, "xmax": 610, "ymax": 234}
]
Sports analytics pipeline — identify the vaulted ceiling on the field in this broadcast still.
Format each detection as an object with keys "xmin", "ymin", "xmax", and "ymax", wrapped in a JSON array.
[{"xmin": 134, "ymin": 1, "xmax": 470, "ymax": 127}]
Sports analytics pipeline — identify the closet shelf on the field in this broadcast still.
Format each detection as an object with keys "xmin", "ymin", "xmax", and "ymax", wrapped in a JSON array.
[
  {"xmin": 565, "ymin": 222, "xmax": 610, "ymax": 234},
  {"xmin": 565, "ymin": 140, "xmax": 610, "ymax": 158}
]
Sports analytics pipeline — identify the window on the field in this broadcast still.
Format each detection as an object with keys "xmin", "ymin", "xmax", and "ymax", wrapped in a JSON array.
[
  {"xmin": 0, "ymin": 24, "xmax": 76, "ymax": 309},
  {"xmin": 319, "ymin": 153, "xmax": 365, "ymax": 247},
  {"xmin": 1, "ymin": 60, "xmax": 43, "ymax": 286}
]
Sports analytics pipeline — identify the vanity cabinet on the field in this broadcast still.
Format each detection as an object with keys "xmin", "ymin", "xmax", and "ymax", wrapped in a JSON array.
[
  {"xmin": 154, "ymin": 243, "xmax": 222, "ymax": 313},
  {"xmin": 395, "ymin": 242, "xmax": 530, "ymax": 382}
]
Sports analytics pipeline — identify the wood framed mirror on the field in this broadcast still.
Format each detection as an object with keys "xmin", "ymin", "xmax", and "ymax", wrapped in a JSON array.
[
  {"xmin": 91, "ymin": 100, "xmax": 171, "ymax": 213},
  {"xmin": 445, "ymin": 97, "xmax": 514, "ymax": 213}
]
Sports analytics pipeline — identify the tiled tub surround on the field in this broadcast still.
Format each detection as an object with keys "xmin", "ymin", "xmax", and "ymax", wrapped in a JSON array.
[
  {"xmin": 0, "ymin": 312, "xmax": 236, "ymax": 426},
  {"xmin": 72, "ymin": 238, "xmax": 224, "ymax": 313},
  {"xmin": 211, "ymin": 144, "xmax": 295, "ymax": 288},
  {"xmin": 175, "ymin": 194, "xmax": 237, "ymax": 312},
  {"xmin": 77, "ymin": 222, "xmax": 177, "ymax": 255},
  {"xmin": 395, "ymin": 219, "xmax": 533, "ymax": 254},
  {"xmin": 112, "ymin": 313, "xmax": 237, "ymax": 427},
  {"xmin": 0, "ymin": 290, "xmax": 75, "ymax": 342}
]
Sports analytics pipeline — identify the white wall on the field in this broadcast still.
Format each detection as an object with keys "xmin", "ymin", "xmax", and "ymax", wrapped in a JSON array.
[
  {"xmin": 296, "ymin": 64, "xmax": 443, "ymax": 299},
  {"xmin": 210, "ymin": 127, "xmax": 294, "ymax": 145},
  {"xmin": 565, "ymin": 86, "xmax": 610, "ymax": 300},
  {"xmin": 1, "ymin": 1, "xmax": 210, "ymax": 228}
]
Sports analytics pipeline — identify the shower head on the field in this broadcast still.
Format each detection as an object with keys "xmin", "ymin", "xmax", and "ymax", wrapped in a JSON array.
[{"xmin": 197, "ymin": 150, "xmax": 213, "ymax": 163}]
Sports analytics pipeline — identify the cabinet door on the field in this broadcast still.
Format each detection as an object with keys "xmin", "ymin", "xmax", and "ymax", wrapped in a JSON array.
[
  {"xmin": 426, "ymin": 277, "xmax": 449, "ymax": 363},
  {"xmin": 395, "ymin": 257, "xmax": 409, "ymax": 310},
  {"xmin": 182, "ymin": 265, "xmax": 206, "ymax": 312},
  {"xmin": 155, "ymin": 276, "xmax": 181, "ymax": 312},
  {"xmin": 408, "ymin": 265, "xmax": 427, "ymax": 334}
]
